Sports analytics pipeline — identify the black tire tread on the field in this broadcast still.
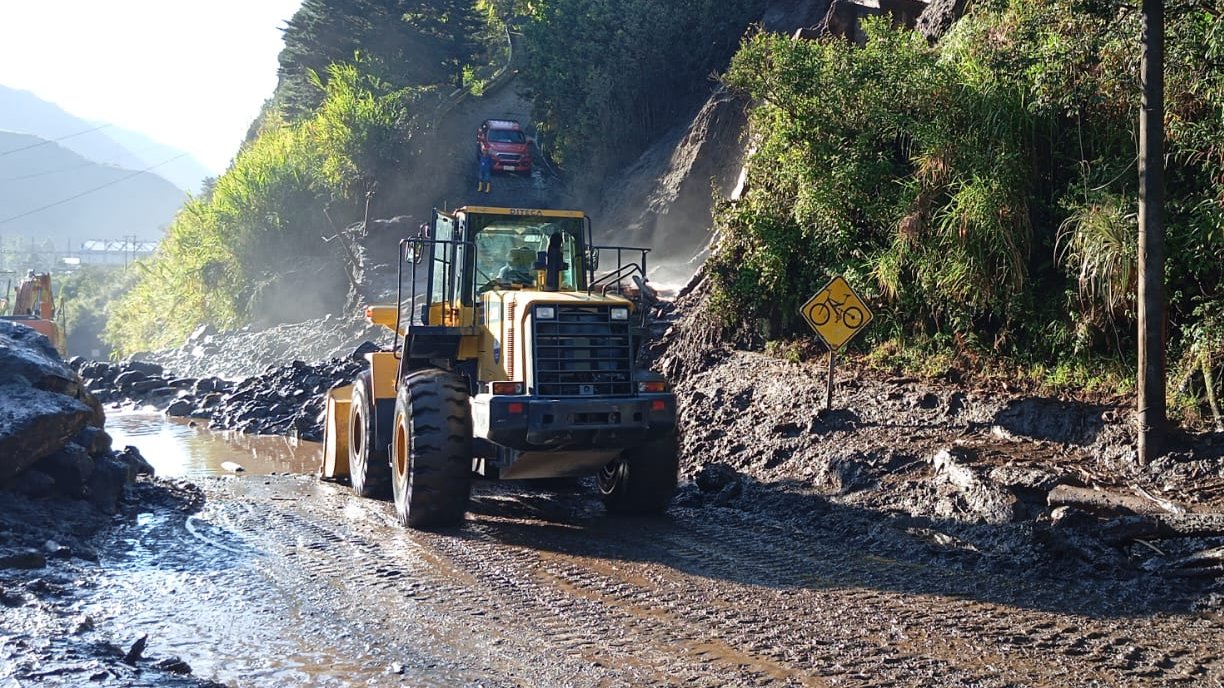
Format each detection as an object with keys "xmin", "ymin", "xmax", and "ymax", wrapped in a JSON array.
[
  {"xmin": 392, "ymin": 368, "xmax": 473, "ymax": 529},
  {"xmin": 600, "ymin": 431, "xmax": 679, "ymax": 515},
  {"xmin": 349, "ymin": 373, "xmax": 392, "ymax": 499}
]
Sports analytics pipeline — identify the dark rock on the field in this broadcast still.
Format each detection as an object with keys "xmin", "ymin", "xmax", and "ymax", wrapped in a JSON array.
[
  {"xmin": 0, "ymin": 320, "xmax": 79, "ymax": 394},
  {"xmin": 0, "ymin": 549, "xmax": 46, "ymax": 569},
  {"xmin": 66, "ymin": 355, "xmax": 86, "ymax": 371},
  {"xmin": 86, "ymin": 456, "xmax": 130, "ymax": 514},
  {"xmin": 0, "ymin": 322, "xmax": 95, "ymax": 478},
  {"xmin": 167, "ymin": 378, "xmax": 196, "ymax": 390},
  {"xmin": 6, "ymin": 469, "xmax": 56, "ymax": 497},
  {"xmin": 80, "ymin": 361, "xmax": 117, "ymax": 384},
  {"xmin": 712, "ymin": 479, "xmax": 743, "ymax": 505},
  {"xmin": 351, "ymin": 340, "xmax": 380, "ymax": 359},
  {"xmin": 147, "ymin": 386, "xmax": 179, "ymax": 399},
  {"xmin": 39, "ymin": 442, "xmax": 95, "ymax": 497},
  {"xmin": 75, "ymin": 425, "xmax": 113, "ymax": 457},
  {"xmin": 115, "ymin": 446, "xmax": 156, "ymax": 480},
  {"xmin": 128, "ymin": 379, "xmax": 165, "ymax": 394},
  {"xmin": 917, "ymin": 0, "xmax": 972, "ymax": 42},
  {"xmin": 113, "ymin": 370, "xmax": 149, "ymax": 389},
  {"xmin": 695, "ymin": 463, "xmax": 739, "ymax": 493},
  {"xmin": 154, "ymin": 657, "xmax": 193, "ymax": 675},
  {"xmin": 818, "ymin": 455, "xmax": 875, "ymax": 494},
  {"xmin": 74, "ymin": 546, "xmax": 100, "ymax": 562},
  {"xmin": 193, "ymin": 377, "xmax": 221, "ymax": 395},
  {"xmin": 165, "ymin": 399, "xmax": 194, "ymax": 417},
  {"xmin": 123, "ymin": 360, "xmax": 164, "ymax": 377},
  {"xmin": 123, "ymin": 634, "xmax": 148, "ymax": 664}
]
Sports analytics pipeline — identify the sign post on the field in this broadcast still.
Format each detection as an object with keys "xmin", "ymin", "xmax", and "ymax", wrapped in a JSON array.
[{"xmin": 800, "ymin": 276, "xmax": 873, "ymax": 409}]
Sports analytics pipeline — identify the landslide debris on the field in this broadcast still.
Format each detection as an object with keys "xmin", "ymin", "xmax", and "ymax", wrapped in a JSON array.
[
  {"xmin": 75, "ymin": 351, "xmax": 368, "ymax": 442},
  {"xmin": 0, "ymin": 320, "xmax": 224, "ymax": 687},
  {"xmin": 653, "ymin": 276, "xmax": 1224, "ymax": 583}
]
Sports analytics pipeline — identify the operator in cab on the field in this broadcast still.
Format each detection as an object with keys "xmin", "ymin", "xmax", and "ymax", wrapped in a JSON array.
[{"xmin": 497, "ymin": 245, "xmax": 536, "ymax": 287}]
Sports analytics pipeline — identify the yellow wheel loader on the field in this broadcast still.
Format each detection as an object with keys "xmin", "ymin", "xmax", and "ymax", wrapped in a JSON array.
[{"xmin": 321, "ymin": 206, "xmax": 678, "ymax": 529}]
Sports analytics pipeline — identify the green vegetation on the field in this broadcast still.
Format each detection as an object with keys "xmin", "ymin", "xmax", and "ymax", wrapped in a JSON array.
[
  {"xmin": 58, "ymin": 266, "xmax": 136, "ymax": 360},
  {"xmin": 107, "ymin": 60, "xmax": 417, "ymax": 353},
  {"xmin": 519, "ymin": 0, "xmax": 766, "ymax": 184},
  {"xmin": 107, "ymin": 0, "xmax": 766, "ymax": 355},
  {"xmin": 712, "ymin": 1, "xmax": 1224, "ymax": 412},
  {"xmin": 107, "ymin": 1, "xmax": 495, "ymax": 355}
]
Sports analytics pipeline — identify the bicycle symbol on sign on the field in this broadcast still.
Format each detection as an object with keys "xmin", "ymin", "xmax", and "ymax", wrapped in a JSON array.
[{"xmin": 808, "ymin": 292, "xmax": 865, "ymax": 330}]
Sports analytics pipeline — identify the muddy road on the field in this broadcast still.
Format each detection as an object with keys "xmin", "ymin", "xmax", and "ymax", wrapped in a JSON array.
[{"xmin": 32, "ymin": 471, "xmax": 1217, "ymax": 687}]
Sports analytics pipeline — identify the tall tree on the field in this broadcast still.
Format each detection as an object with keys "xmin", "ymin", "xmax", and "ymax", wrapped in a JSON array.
[{"xmin": 275, "ymin": 0, "xmax": 480, "ymax": 118}]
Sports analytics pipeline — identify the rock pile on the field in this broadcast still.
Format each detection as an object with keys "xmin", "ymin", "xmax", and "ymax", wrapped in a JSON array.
[
  {"xmin": 74, "ymin": 348, "xmax": 371, "ymax": 441},
  {"xmin": 0, "ymin": 321, "xmax": 153, "ymax": 515}
]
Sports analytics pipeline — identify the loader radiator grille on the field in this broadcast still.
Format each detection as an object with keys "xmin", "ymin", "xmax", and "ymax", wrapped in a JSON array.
[{"xmin": 533, "ymin": 305, "xmax": 633, "ymax": 397}]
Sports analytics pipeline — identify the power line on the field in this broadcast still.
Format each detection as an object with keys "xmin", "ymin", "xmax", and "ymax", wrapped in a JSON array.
[
  {"xmin": 0, "ymin": 159, "xmax": 107, "ymax": 183},
  {"xmin": 0, "ymin": 123, "xmax": 113, "ymax": 157},
  {"xmin": 0, "ymin": 140, "xmax": 187, "ymax": 183},
  {"xmin": 0, "ymin": 153, "xmax": 189, "ymax": 225}
]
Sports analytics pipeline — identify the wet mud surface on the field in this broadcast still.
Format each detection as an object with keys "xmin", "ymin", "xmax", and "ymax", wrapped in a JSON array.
[{"xmin": 7, "ymin": 471, "xmax": 1224, "ymax": 687}]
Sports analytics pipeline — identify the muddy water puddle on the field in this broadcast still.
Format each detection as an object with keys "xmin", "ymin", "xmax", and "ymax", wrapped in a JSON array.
[
  {"xmin": 106, "ymin": 412, "xmax": 321, "ymax": 477},
  {"xmin": 92, "ymin": 415, "xmax": 490, "ymax": 686}
]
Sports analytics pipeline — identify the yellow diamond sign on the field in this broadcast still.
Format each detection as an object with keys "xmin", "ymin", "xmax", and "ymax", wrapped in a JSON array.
[{"xmin": 800, "ymin": 276, "xmax": 873, "ymax": 350}]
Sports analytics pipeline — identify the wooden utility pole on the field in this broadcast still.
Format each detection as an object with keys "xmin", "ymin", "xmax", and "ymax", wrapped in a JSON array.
[{"xmin": 1137, "ymin": 0, "xmax": 1166, "ymax": 465}]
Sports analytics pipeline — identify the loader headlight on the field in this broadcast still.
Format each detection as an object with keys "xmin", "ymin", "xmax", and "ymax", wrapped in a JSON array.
[
  {"xmin": 610, "ymin": 307, "xmax": 629, "ymax": 321},
  {"xmin": 536, "ymin": 305, "xmax": 556, "ymax": 320}
]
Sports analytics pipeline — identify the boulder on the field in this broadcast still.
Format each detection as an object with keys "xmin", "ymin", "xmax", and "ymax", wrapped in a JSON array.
[
  {"xmin": 39, "ymin": 442, "xmax": 95, "ymax": 498},
  {"xmin": 123, "ymin": 360, "xmax": 164, "ymax": 377},
  {"xmin": 113, "ymin": 370, "xmax": 149, "ymax": 389},
  {"xmin": 916, "ymin": 0, "xmax": 971, "ymax": 42},
  {"xmin": 87, "ymin": 456, "xmax": 130, "ymax": 514},
  {"xmin": 0, "ymin": 321, "xmax": 103, "ymax": 482}
]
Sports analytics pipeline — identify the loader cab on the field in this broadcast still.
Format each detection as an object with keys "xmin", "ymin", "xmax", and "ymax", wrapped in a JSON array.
[{"xmin": 417, "ymin": 206, "xmax": 591, "ymax": 324}]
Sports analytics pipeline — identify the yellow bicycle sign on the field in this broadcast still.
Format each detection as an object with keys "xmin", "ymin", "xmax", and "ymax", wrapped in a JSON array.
[{"xmin": 801, "ymin": 276, "xmax": 872, "ymax": 349}]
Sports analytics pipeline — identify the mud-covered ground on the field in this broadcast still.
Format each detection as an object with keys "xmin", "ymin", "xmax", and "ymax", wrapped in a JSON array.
[
  {"xmin": 6, "ymin": 468, "xmax": 1224, "ymax": 687},
  {"xmin": 9, "ymin": 278, "xmax": 1224, "ymax": 686}
]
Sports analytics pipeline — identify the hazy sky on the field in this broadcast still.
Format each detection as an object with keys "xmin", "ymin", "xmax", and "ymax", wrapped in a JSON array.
[{"xmin": 0, "ymin": 0, "xmax": 304, "ymax": 173}]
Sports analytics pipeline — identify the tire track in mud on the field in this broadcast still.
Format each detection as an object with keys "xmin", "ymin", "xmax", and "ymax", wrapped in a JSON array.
[
  {"xmin": 198, "ymin": 479, "xmax": 1224, "ymax": 686},
  {"xmin": 666, "ymin": 509, "xmax": 1223, "ymax": 686},
  {"xmin": 202, "ymin": 496, "xmax": 528, "ymax": 686}
]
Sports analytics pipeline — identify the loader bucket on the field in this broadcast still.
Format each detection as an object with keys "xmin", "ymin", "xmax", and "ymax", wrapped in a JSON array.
[{"xmin": 321, "ymin": 385, "xmax": 353, "ymax": 479}]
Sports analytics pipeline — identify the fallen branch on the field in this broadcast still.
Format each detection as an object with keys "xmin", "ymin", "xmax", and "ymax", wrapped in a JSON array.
[
  {"xmin": 1100, "ymin": 513, "xmax": 1224, "ymax": 544},
  {"xmin": 1048, "ymin": 484, "xmax": 1179, "ymax": 517}
]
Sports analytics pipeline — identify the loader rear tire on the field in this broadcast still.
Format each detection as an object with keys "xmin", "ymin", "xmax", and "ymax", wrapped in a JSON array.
[
  {"xmin": 348, "ymin": 373, "xmax": 392, "ymax": 499},
  {"xmin": 598, "ymin": 431, "xmax": 679, "ymax": 515},
  {"xmin": 390, "ymin": 368, "xmax": 473, "ymax": 529}
]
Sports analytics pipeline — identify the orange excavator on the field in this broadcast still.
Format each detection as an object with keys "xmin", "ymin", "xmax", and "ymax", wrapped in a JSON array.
[{"xmin": 1, "ymin": 270, "xmax": 65, "ymax": 355}]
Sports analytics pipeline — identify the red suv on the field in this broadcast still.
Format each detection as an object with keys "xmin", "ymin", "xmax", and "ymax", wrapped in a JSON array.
[{"xmin": 477, "ymin": 119, "xmax": 533, "ymax": 175}]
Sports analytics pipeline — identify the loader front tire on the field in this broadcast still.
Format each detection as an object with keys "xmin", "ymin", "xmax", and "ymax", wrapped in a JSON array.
[
  {"xmin": 348, "ymin": 373, "xmax": 392, "ymax": 499},
  {"xmin": 390, "ymin": 368, "xmax": 473, "ymax": 529},
  {"xmin": 598, "ymin": 430, "xmax": 679, "ymax": 515}
]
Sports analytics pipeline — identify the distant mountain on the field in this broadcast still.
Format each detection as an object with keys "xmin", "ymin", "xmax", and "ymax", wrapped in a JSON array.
[
  {"xmin": 0, "ymin": 85, "xmax": 214, "ymax": 194},
  {"xmin": 0, "ymin": 131, "xmax": 184, "ymax": 244}
]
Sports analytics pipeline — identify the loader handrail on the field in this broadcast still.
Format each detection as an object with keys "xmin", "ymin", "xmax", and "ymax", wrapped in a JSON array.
[
  {"xmin": 396, "ymin": 235, "xmax": 480, "ymax": 359},
  {"xmin": 588, "ymin": 245, "xmax": 650, "ymax": 297}
]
